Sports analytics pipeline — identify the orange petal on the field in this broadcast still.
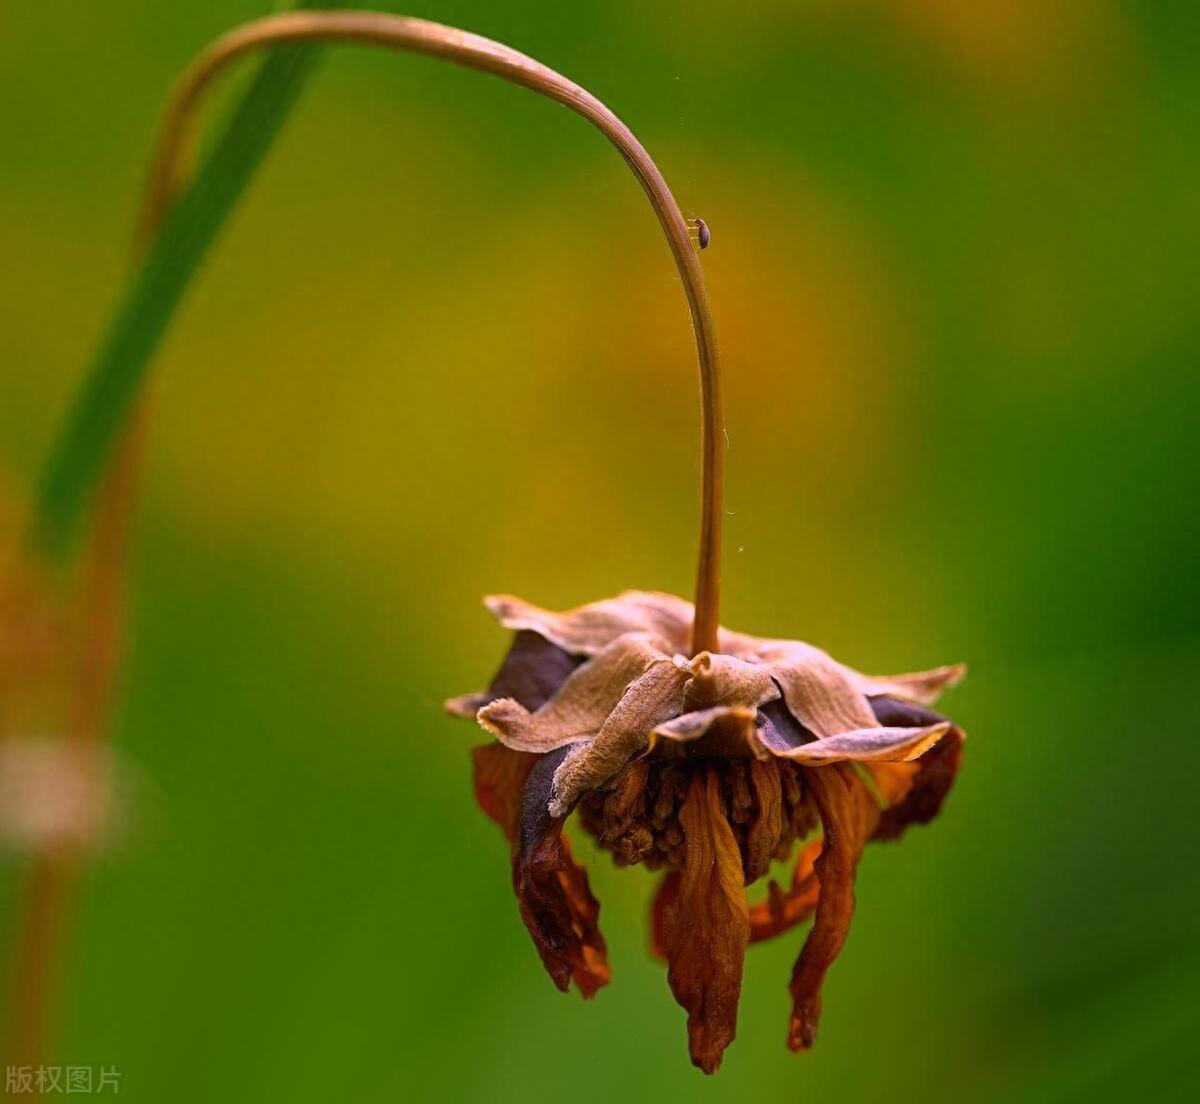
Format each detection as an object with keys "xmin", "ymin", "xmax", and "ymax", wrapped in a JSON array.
[
  {"xmin": 470, "ymin": 742, "xmax": 535, "ymax": 846},
  {"xmin": 748, "ymin": 836, "xmax": 822, "ymax": 942},
  {"xmin": 659, "ymin": 769, "xmax": 750, "ymax": 1074},
  {"xmin": 514, "ymin": 749, "xmax": 610, "ymax": 999},
  {"xmin": 743, "ymin": 757, "xmax": 785, "ymax": 883},
  {"xmin": 787, "ymin": 764, "xmax": 879, "ymax": 1052}
]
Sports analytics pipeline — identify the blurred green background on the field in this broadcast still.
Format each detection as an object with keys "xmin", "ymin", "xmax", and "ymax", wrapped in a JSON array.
[{"xmin": 2, "ymin": 1, "xmax": 1198, "ymax": 1100}]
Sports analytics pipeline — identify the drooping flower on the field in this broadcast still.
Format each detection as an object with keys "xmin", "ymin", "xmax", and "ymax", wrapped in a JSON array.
[{"xmin": 447, "ymin": 590, "xmax": 966, "ymax": 1073}]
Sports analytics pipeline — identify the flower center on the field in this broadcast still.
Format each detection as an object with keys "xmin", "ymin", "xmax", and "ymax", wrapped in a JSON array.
[{"xmin": 576, "ymin": 757, "xmax": 817, "ymax": 878}]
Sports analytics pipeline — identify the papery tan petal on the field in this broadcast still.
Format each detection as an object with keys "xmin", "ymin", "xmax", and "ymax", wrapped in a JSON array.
[
  {"xmin": 684, "ymin": 651, "xmax": 778, "ymax": 710},
  {"xmin": 749, "ymin": 837, "xmax": 822, "ymax": 942},
  {"xmin": 787, "ymin": 765, "xmax": 879, "ymax": 1052},
  {"xmin": 848, "ymin": 662, "xmax": 967, "ymax": 706},
  {"xmin": 515, "ymin": 749, "xmax": 610, "ymax": 998},
  {"xmin": 660, "ymin": 769, "xmax": 750, "ymax": 1075},
  {"xmin": 548, "ymin": 658, "xmax": 689, "ymax": 816},
  {"xmin": 760, "ymin": 642, "xmax": 880, "ymax": 738},
  {"xmin": 446, "ymin": 631, "xmax": 582, "ymax": 718},
  {"xmin": 477, "ymin": 632, "xmax": 672, "ymax": 752},
  {"xmin": 760, "ymin": 722, "xmax": 951, "ymax": 765},
  {"xmin": 484, "ymin": 591, "xmax": 696, "ymax": 655},
  {"xmin": 650, "ymin": 705, "xmax": 758, "ymax": 751}
]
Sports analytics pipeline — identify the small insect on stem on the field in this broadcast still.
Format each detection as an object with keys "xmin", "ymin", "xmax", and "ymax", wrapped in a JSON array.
[{"xmin": 689, "ymin": 217, "xmax": 711, "ymax": 250}]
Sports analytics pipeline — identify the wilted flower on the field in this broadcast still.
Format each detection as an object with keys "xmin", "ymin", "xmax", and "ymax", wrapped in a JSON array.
[{"xmin": 448, "ymin": 590, "xmax": 965, "ymax": 1073}]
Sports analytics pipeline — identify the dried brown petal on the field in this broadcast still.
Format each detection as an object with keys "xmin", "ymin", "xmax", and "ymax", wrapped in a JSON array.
[
  {"xmin": 761, "ymin": 720, "xmax": 950, "ymax": 765},
  {"xmin": 787, "ymin": 764, "xmax": 879, "ymax": 1051},
  {"xmin": 471, "ymin": 742, "xmax": 535, "ymax": 844},
  {"xmin": 478, "ymin": 632, "xmax": 672, "ymax": 752},
  {"xmin": 866, "ymin": 698, "xmax": 964, "ymax": 840},
  {"xmin": 659, "ymin": 769, "xmax": 750, "ymax": 1074},
  {"xmin": 485, "ymin": 591, "xmax": 696, "ymax": 656},
  {"xmin": 515, "ymin": 749, "xmax": 610, "ymax": 998},
  {"xmin": 748, "ymin": 837, "xmax": 822, "ymax": 942},
  {"xmin": 446, "ymin": 630, "xmax": 582, "ymax": 718},
  {"xmin": 759, "ymin": 642, "xmax": 880, "ymax": 737},
  {"xmin": 848, "ymin": 662, "xmax": 967, "ymax": 705},
  {"xmin": 548, "ymin": 657, "xmax": 689, "ymax": 816},
  {"xmin": 743, "ymin": 757, "xmax": 784, "ymax": 883}
]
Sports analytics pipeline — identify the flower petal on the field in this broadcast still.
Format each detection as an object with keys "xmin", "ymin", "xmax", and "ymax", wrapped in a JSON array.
[
  {"xmin": 748, "ymin": 836, "xmax": 822, "ymax": 942},
  {"xmin": 866, "ymin": 697, "xmax": 965, "ymax": 840},
  {"xmin": 477, "ymin": 632, "xmax": 672, "ymax": 752},
  {"xmin": 650, "ymin": 704, "xmax": 758, "ymax": 751},
  {"xmin": 760, "ymin": 643, "xmax": 881, "ymax": 738},
  {"xmin": 659, "ymin": 768, "xmax": 750, "ymax": 1074},
  {"xmin": 848, "ymin": 662, "xmax": 967, "ymax": 706},
  {"xmin": 484, "ymin": 591, "xmax": 696, "ymax": 656},
  {"xmin": 788, "ymin": 764, "xmax": 879, "ymax": 1051},
  {"xmin": 470, "ymin": 742, "xmax": 535, "ymax": 843},
  {"xmin": 684, "ymin": 651, "xmax": 778, "ymax": 710},
  {"xmin": 547, "ymin": 658, "xmax": 689, "ymax": 817},
  {"xmin": 515, "ymin": 748, "xmax": 611, "ymax": 999},
  {"xmin": 761, "ymin": 722, "xmax": 951, "ymax": 765},
  {"xmin": 446, "ymin": 630, "xmax": 582, "ymax": 718},
  {"xmin": 743, "ymin": 757, "xmax": 785, "ymax": 883}
]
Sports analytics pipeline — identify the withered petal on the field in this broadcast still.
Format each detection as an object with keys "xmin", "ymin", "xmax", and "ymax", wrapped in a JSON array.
[
  {"xmin": 787, "ymin": 764, "xmax": 878, "ymax": 1052},
  {"xmin": 760, "ymin": 721, "xmax": 950, "ymax": 765},
  {"xmin": 867, "ymin": 697, "xmax": 965, "ymax": 841},
  {"xmin": 478, "ymin": 632, "xmax": 673, "ymax": 752},
  {"xmin": 748, "ymin": 836, "xmax": 822, "ymax": 942},
  {"xmin": 650, "ymin": 704, "xmax": 759, "ymax": 752},
  {"xmin": 471, "ymin": 742, "xmax": 536, "ymax": 845},
  {"xmin": 684, "ymin": 651, "xmax": 778, "ymax": 710},
  {"xmin": 660, "ymin": 769, "xmax": 750, "ymax": 1075},
  {"xmin": 759, "ymin": 643, "xmax": 881, "ymax": 739},
  {"xmin": 548, "ymin": 658, "xmax": 689, "ymax": 817},
  {"xmin": 446, "ymin": 630, "xmax": 583, "ymax": 718},
  {"xmin": 849, "ymin": 662, "xmax": 967, "ymax": 706},
  {"xmin": 743, "ymin": 757, "xmax": 786, "ymax": 883},
  {"xmin": 485, "ymin": 591, "xmax": 696, "ymax": 656},
  {"xmin": 515, "ymin": 748, "xmax": 611, "ymax": 999}
]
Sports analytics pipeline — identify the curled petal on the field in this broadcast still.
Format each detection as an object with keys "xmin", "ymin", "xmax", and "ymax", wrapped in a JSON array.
[
  {"xmin": 848, "ymin": 662, "xmax": 967, "ymax": 706},
  {"xmin": 861, "ymin": 696, "xmax": 965, "ymax": 837},
  {"xmin": 650, "ymin": 704, "xmax": 758, "ymax": 752},
  {"xmin": 788, "ymin": 765, "xmax": 879, "ymax": 1051},
  {"xmin": 759, "ymin": 721, "xmax": 951, "ymax": 765},
  {"xmin": 471, "ymin": 742, "xmax": 535, "ymax": 844},
  {"xmin": 684, "ymin": 651, "xmax": 778, "ymax": 710},
  {"xmin": 660, "ymin": 769, "xmax": 750, "ymax": 1074},
  {"xmin": 743, "ymin": 757, "xmax": 785, "ymax": 883},
  {"xmin": 748, "ymin": 837, "xmax": 822, "ymax": 942},
  {"xmin": 446, "ymin": 631, "xmax": 582, "ymax": 718},
  {"xmin": 478, "ymin": 632, "xmax": 672, "ymax": 752},
  {"xmin": 760, "ymin": 644, "xmax": 880, "ymax": 738},
  {"xmin": 515, "ymin": 749, "xmax": 610, "ymax": 998},
  {"xmin": 548, "ymin": 658, "xmax": 689, "ymax": 817},
  {"xmin": 485, "ymin": 591, "xmax": 695, "ymax": 656}
]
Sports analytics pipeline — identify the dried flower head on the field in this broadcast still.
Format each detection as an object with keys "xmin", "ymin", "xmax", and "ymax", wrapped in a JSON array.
[{"xmin": 448, "ymin": 590, "xmax": 965, "ymax": 1073}]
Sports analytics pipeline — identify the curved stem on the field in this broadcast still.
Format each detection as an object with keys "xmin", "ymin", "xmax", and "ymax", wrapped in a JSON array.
[{"xmin": 144, "ymin": 11, "xmax": 724, "ymax": 648}]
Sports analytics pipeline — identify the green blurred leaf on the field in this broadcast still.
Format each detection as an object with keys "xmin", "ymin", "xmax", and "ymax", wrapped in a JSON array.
[{"xmin": 32, "ymin": 0, "xmax": 341, "ymax": 560}]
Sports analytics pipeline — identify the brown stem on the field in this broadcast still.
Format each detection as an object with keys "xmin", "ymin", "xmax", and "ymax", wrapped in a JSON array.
[
  {"xmin": 6, "ymin": 10, "xmax": 727, "ymax": 1068},
  {"xmin": 148, "ymin": 11, "xmax": 725, "ymax": 649}
]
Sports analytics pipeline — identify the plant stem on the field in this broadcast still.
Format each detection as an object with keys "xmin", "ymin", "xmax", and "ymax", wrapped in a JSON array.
[{"xmin": 35, "ymin": 10, "xmax": 725, "ymax": 650}]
